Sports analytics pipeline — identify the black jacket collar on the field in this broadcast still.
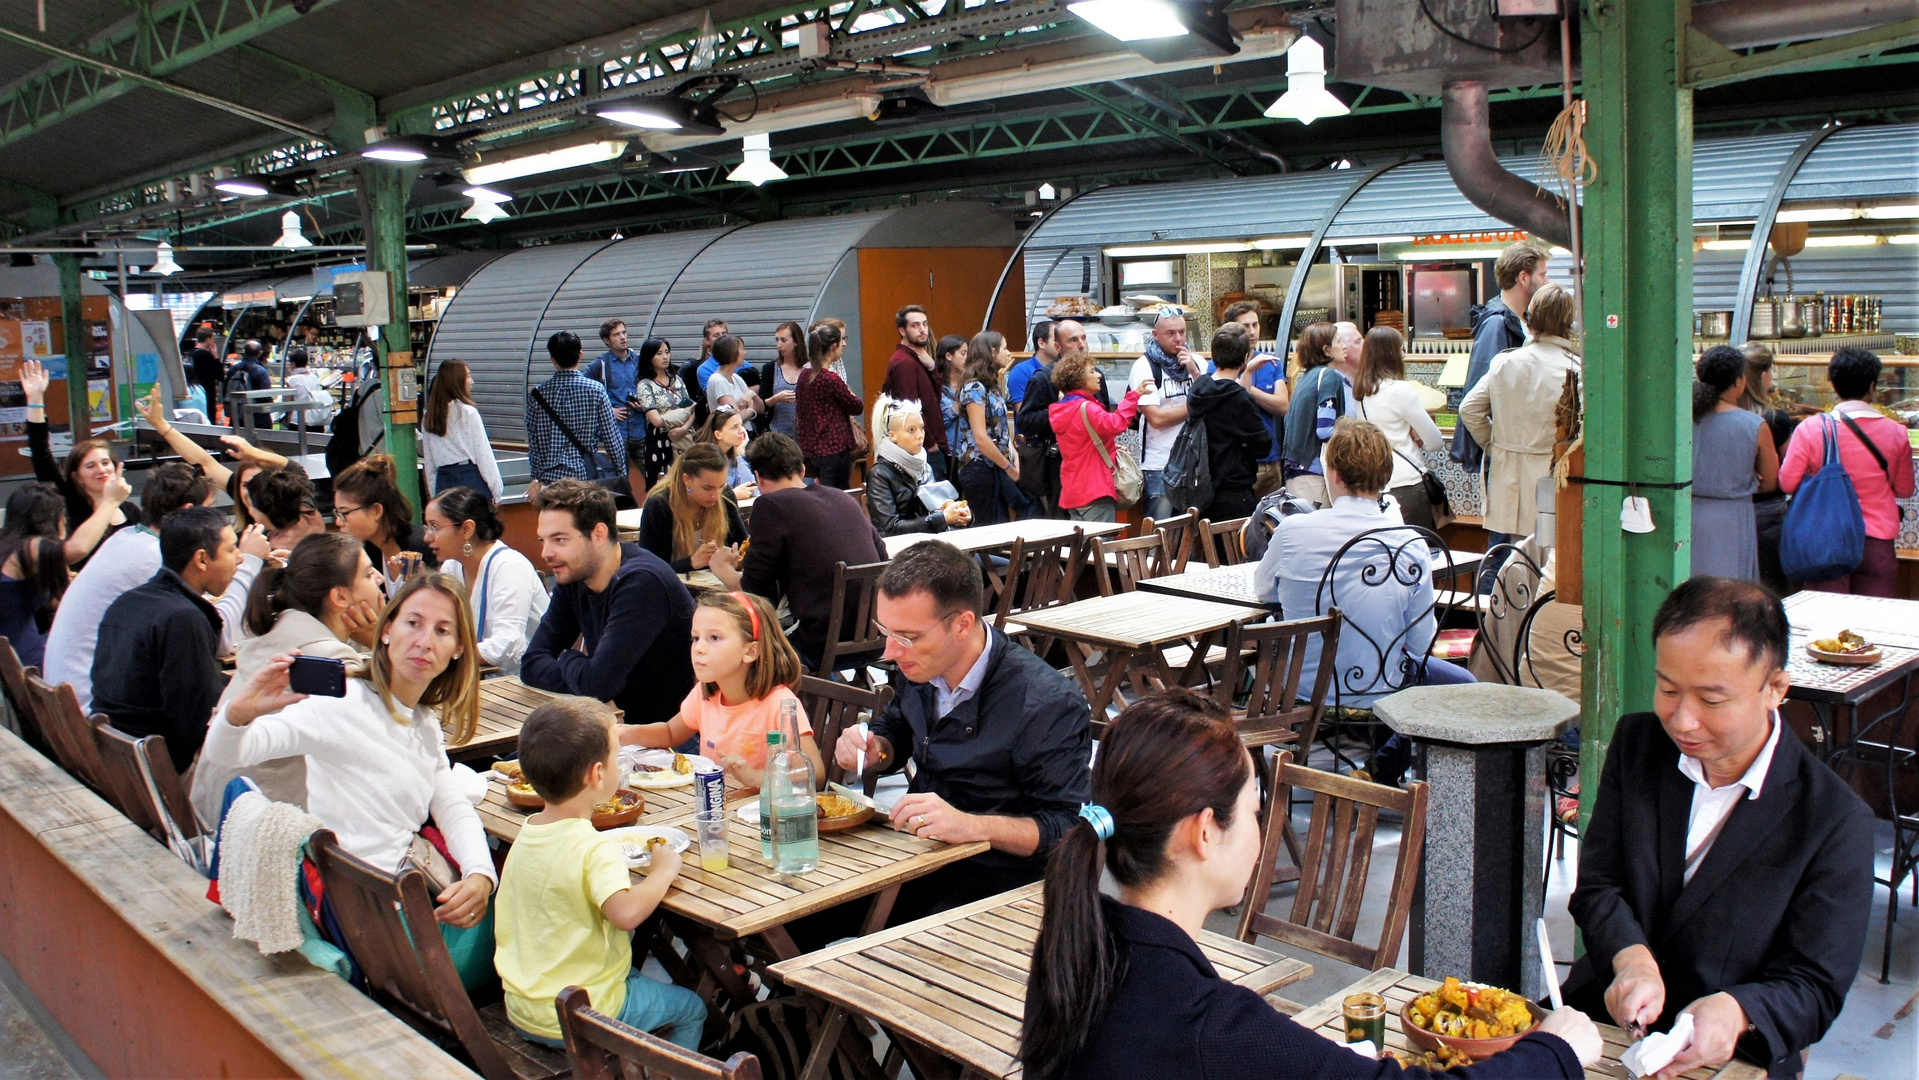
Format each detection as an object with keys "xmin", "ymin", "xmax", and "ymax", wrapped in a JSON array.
[{"xmin": 1102, "ymin": 896, "xmax": 1219, "ymax": 980}]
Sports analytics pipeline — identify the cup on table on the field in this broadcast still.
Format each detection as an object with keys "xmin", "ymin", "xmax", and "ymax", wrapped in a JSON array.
[
  {"xmin": 1342, "ymin": 992, "xmax": 1387, "ymax": 1048},
  {"xmin": 694, "ymin": 807, "xmax": 730, "ymax": 872}
]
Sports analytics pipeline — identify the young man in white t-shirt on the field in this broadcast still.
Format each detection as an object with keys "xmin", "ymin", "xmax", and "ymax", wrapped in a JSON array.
[{"xmin": 1126, "ymin": 312, "xmax": 1212, "ymax": 519}]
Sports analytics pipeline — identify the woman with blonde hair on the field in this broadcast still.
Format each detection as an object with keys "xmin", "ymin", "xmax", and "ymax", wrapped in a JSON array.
[
  {"xmin": 1351, "ymin": 326, "xmax": 1446, "ymax": 530},
  {"xmin": 638, "ymin": 442, "xmax": 745, "ymax": 575},
  {"xmin": 419, "ymin": 359, "xmax": 504, "ymax": 500},
  {"xmin": 1458, "ymin": 283, "xmax": 1582, "ymax": 548},
  {"xmin": 865, "ymin": 394, "xmax": 971, "ymax": 536},
  {"xmin": 209, "ymin": 572, "xmax": 495, "ymax": 987}
]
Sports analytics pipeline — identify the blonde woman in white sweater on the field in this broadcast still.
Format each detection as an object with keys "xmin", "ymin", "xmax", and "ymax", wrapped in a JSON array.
[
  {"xmin": 1351, "ymin": 326, "xmax": 1446, "ymax": 530},
  {"xmin": 207, "ymin": 572, "xmax": 494, "ymax": 983}
]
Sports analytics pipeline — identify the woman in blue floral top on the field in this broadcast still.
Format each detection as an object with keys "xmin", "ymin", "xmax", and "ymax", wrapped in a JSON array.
[{"xmin": 957, "ymin": 330, "xmax": 1018, "ymax": 525}]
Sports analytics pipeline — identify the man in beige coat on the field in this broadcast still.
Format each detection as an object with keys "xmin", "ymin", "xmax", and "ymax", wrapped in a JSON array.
[{"xmin": 1458, "ymin": 283, "xmax": 1581, "ymax": 546}]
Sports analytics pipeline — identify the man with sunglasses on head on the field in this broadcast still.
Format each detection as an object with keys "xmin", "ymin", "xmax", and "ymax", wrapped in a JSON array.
[{"xmin": 828, "ymin": 540, "xmax": 1091, "ymax": 926}]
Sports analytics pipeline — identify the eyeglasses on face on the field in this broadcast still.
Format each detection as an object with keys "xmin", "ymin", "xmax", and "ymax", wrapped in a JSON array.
[{"xmin": 871, "ymin": 609, "xmax": 964, "ymax": 649}]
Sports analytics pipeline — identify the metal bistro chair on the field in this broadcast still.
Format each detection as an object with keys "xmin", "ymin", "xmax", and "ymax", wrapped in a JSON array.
[
  {"xmin": 1311, "ymin": 525, "xmax": 1461, "ymax": 776},
  {"xmin": 796, "ymin": 674, "xmax": 894, "ymax": 796},
  {"xmin": 813, "ymin": 560, "xmax": 889, "ymax": 686},
  {"xmin": 309, "ymin": 831, "xmax": 570, "ymax": 1080},
  {"xmin": 1237, "ymin": 750, "xmax": 1429, "ymax": 974},
  {"xmin": 1197, "ymin": 516, "xmax": 1253, "ymax": 568},
  {"xmin": 557, "ymin": 986, "xmax": 761, "ymax": 1080}
]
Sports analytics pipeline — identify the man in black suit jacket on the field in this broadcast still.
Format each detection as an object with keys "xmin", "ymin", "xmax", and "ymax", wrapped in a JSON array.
[{"xmin": 1565, "ymin": 578, "xmax": 1873, "ymax": 1079}]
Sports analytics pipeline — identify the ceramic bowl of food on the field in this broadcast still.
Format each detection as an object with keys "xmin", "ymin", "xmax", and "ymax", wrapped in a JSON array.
[
  {"xmin": 816, "ymin": 792, "xmax": 875, "ymax": 833},
  {"xmin": 1402, "ymin": 979, "xmax": 1543, "ymax": 1058},
  {"xmin": 591, "ymin": 789, "xmax": 646, "ymax": 830}
]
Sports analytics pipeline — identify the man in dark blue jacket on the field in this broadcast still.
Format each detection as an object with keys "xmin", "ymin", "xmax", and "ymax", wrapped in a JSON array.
[
  {"xmin": 92, "ymin": 507, "xmax": 242, "ymax": 772},
  {"xmin": 1450, "ymin": 242, "xmax": 1551, "ymax": 474},
  {"xmin": 1565, "ymin": 578, "xmax": 1872, "ymax": 1079},
  {"xmin": 521, "ymin": 480, "xmax": 695, "ymax": 727}
]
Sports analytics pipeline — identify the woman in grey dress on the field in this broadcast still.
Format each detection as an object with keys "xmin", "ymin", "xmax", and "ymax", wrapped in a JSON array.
[{"xmin": 1690, "ymin": 345, "xmax": 1779, "ymax": 582}]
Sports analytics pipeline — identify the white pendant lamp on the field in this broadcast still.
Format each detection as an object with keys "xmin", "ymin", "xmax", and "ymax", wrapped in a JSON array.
[
  {"xmin": 726, "ymin": 134, "xmax": 787, "ymax": 187},
  {"xmin": 1264, "ymin": 36, "xmax": 1349, "ymax": 124},
  {"xmin": 272, "ymin": 209, "xmax": 313, "ymax": 248},
  {"xmin": 150, "ymin": 242, "xmax": 182, "ymax": 276},
  {"xmin": 461, "ymin": 186, "xmax": 512, "ymax": 224}
]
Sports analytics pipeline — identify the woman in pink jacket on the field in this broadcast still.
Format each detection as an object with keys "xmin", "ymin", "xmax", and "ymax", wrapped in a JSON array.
[{"xmin": 1049, "ymin": 352, "xmax": 1152, "ymax": 522}]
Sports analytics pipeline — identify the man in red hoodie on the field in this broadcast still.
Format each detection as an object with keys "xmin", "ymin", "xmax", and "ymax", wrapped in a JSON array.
[{"xmin": 882, "ymin": 304, "xmax": 951, "ymax": 480}]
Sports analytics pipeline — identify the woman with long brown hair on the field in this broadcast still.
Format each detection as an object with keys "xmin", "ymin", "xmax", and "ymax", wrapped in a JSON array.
[
  {"xmin": 1350, "ymin": 326, "xmax": 1445, "ymax": 530},
  {"xmin": 957, "ymin": 330, "xmax": 1018, "ymax": 524},
  {"xmin": 213, "ymin": 572, "xmax": 495, "ymax": 988},
  {"xmin": 332, "ymin": 453, "xmax": 433, "ymax": 594},
  {"xmin": 764, "ymin": 321, "xmax": 809, "ymax": 440},
  {"xmin": 1281, "ymin": 322, "xmax": 1342, "ymax": 507},
  {"xmin": 1020, "ymin": 689, "xmax": 1600, "ymax": 1079},
  {"xmin": 796, "ymin": 320, "xmax": 865, "ymax": 489},
  {"xmin": 419, "ymin": 359, "xmax": 503, "ymax": 501},
  {"xmin": 638, "ymin": 442, "xmax": 745, "ymax": 575},
  {"xmin": 0, "ymin": 484, "xmax": 73, "ymax": 668},
  {"xmin": 20, "ymin": 357, "xmax": 135, "ymax": 566}
]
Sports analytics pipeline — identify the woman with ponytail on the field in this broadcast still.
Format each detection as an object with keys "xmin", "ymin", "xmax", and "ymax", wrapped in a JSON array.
[
  {"xmin": 1690, "ymin": 345, "xmax": 1777, "ymax": 582},
  {"xmin": 796, "ymin": 320, "xmax": 865, "ymax": 489},
  {"xmin": 190, "ymin": 532, "xmax": 384, "ymax": 826},
  {"xmin": 1020, "ymin": 689, "xmax": 1601, "ymax": 1080}
]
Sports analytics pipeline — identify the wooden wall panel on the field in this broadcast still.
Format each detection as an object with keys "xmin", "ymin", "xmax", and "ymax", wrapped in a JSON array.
[{"xmin": 856, "ymin": 247, "xmax": 1018, "ymax": 404}]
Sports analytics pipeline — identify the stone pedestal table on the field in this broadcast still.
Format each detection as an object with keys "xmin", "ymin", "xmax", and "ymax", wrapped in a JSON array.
[{"xmin": 1372, "ymin": 683, "xmax": 1578, "ymax": 1000}]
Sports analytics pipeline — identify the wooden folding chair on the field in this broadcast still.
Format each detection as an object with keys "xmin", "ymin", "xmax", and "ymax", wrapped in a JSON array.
[
  {"xmin": 1141, "ymin": 508, "xmax": 1201, "ymax": 574},
  {"xmin": 557, "ymin": 986, "xmax": 760, "ymax": 1080},
  {"xmin": 814, "ymin": 560, "xmax": 889, "ymax": 685},
  {"xmin": 796, "ymin": 675, "xmax": 894, "ymax": 794},
  {"xmin": 1094, "ymin": 533, "xmax": 1173, "ymax": 596},
  {"xmin": 993, "ymin": 528, "xmax": 1086, "ymax": 651},
  {"xmin": 24, "ymin": 675, "xmax": 110, "ymax": 795},
  {"xmin": 1197, "ymin": 516, "xmax": 1252, "ymax": 568},
  {"xmin": 1236, "ymin": 751, "xmax": 1428, "ymax": 973},
  {"xmin": 309, "ymin": 831, "xmax": 570, "ymax": 1080},
  {"xmin": 92, "ymin": 724, "xmax": 200, "ymax": 843},
  {"xmin": 0, "ymin": 636, "xmax": 50, "ymax": 757}
]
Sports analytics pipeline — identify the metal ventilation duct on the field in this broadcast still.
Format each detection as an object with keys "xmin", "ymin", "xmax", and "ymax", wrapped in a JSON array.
[
  {"xmin": 1691, "ymin": 0, "xmax": 1913, "ymax": 49},
  {"xmin": 1441, "ymin": 80, "xmax": 1574, "ymax": 249}
]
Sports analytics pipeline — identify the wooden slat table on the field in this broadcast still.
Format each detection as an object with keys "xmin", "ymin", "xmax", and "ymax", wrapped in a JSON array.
[
  {"xmin": 770, "ymin": 882, "xmax": 1311, "ymax": 1080},
  {"xmin": 445, "ymin": 675, "xmax": 556, "ymax": 764},
  {"xmin": 681, "ymin": 568, "xmax": 724, "ymax": 592},
  {"xmin": 882, "ymin": 517, "xmax": 1125, "ymax": 559},
  {"xmin": 1010, "ymin": 591, "xmax": 1267, "ymax": 716},
  {"xmin": 1291, "ymin": 969, "xmax": 1766, "ymax": 1080},
  {"xmin": 475, "ymin": 770, "xmax": 712, "ymax": 844}
]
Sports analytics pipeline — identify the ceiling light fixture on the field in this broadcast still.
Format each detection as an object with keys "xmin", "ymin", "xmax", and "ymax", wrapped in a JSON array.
[
  {"xmin": 362, "ymin": 135, "xmax": 448, "ymax": 163},
  {"xmin": 461, "ymin": 199, "xmax": 511, "ymax": 224},
  {"xmin": 1801, "ymin": 234, "xmax": 1888, "ymax": 247},
  {"xmin": 726, "ymin": 133, "xmax": 788, "ymax": 186},
  {"xmin": 1105, "ymin": 241, "xmax": 1252, "ymax": 257},
  {"xmin": 464, "ymin": 141, "xmax": 629, "ymax": 184},
  {"xmin": 1392, "ymin": 248, "xmax": 1512, "ymax": 261},
  {"xmin": 272, "ymin": 210, "xmax": 313, "ymax": 248},
  {"xmin": 1864, "ymin": 204, "xmax": 1919, "ymax": 220},
  {"xmin": 214, "ymin": 175, "xmax": 272, "ymax": 197},
  {"xmin": 1251, "ymin": 236, "xmax": 1311, "ymax": 249},
  {"xmin": 1699, "ymin": 238, "xmax": 1752, "ymax": 251},
  {"xmin": 464, "ymin": 186, "xmax": 512, "ymax": 204},
  {"xmin": 596, "ymin": 74, "xmax": 739, "ymax": 138},
  {"xmin": 1265, "ymin": 36, "xmax": 1348, "ymax": 124},
  {"xmin": 149, "ymin": 242, "xmax": 182, "ymax": 276},
  {"xmin": 1068, "ymin": 0, "xmax": 1237, "ymax": 61},
  {"xmin": 1067, "ymin": 0, "xmax": 1189, "ymax": 41}
]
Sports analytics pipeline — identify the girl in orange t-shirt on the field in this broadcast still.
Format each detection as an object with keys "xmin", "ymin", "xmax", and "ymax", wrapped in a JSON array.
[{"xmin": 619, "ymin": 591, "xmax": 826, "ymax": 792}]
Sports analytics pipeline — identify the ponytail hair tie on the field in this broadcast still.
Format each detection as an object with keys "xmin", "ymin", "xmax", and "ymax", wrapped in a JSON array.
[{"xmin": 1078, "ymin": 803, "xmax": 1114, "ymax": 840}]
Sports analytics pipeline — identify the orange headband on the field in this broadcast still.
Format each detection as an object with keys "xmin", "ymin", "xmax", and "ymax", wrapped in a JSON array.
[{"xmin": 729, "ymin": 591, "xmax": 761, "ymax": 640}]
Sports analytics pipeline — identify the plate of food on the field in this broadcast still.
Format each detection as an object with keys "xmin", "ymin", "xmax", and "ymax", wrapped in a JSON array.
[
  {"xmin": 1805, "ymin": 629, "xmax": 1881, "ymax": 665},
  {"xmin": 1403, "ymin": 978, "xmax": 1543, "ymax": 1058},
  {"xmin": 816, "ymin": 790, "xmax": 875, "ymax": 833},
  {"xmin": 623, "ymin": 749, "xmax": 713, "ymax": 788},
  {"xmin": 504, "ymin": 777, "xmax": 545, "ymax": 810},
  {"xmin": 1387, "ymin": 1046, "xmax": 1475, "ymax": 1072},
  {"xmin": 590, "ymin": 789, "xmax": 645, "ymax": 829},
  {"xmin": 604, "ymin": 826, "xmax": 689, "ymax": 869}
]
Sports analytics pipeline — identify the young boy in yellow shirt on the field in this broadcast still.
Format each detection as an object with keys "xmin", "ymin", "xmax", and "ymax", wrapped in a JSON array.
[{"xmin": 494, "ymin": 697, "xmax": 706, "ymax": 1048}]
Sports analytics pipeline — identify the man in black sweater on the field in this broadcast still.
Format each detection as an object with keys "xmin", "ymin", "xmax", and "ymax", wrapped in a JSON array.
[
  {"xmin": 92, "ymin": 507, "xmax": 240, "ymax": 772},
  {"xmin": 721, "ymin": 433, "xmax": 887, "ymax": 669},
  {"xmin": 1184, "ymin": 322, "xmax": 1274, "ymax": 521},
  {"xmin": 1565, "ymin": 578, "xmax": 1872, "ymax": 1078},
  {"xmin": 186, "ymin": 327, "xmax": 224, "ymax": 420},
  {"xmin": 522, "ymin": 479, "xmax": 695, "ymax": 726}
]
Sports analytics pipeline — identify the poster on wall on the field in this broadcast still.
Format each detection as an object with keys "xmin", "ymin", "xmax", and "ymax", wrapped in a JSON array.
[
  {"xmin": 20, "ymin": 320, "xmax": 49, "ymax": 359},
  {"xmin": 88, "ymin": 379, "xmax": 111, "ymax": 423},
  {"xmin": 117, "ymin": 352, "xmax": 158, "ymax": 419}
]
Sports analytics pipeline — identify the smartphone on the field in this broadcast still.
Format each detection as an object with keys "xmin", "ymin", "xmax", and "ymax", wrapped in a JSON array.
[{"xmin": 287, "ymin": 655, "xmax": 348, "ymax": 698}]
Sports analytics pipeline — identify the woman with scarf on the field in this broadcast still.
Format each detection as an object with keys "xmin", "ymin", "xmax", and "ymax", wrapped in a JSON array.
[{"xmin": 866, "ymin": 395, "xmax": 972, "ymax": 536}]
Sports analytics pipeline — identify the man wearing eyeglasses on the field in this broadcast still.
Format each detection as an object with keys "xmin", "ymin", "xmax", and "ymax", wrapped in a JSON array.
[{"xmin": 830, "ymin": 540, "xmax": 1091, "ymax": 924}]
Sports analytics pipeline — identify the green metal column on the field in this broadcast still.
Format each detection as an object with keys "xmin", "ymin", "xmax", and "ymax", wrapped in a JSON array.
[
  {"xmin": 53, "ymin": 253, "xmax": 91, "ymax": 441},
  {"xmin": 1577, "ymin": 0, "xmax": 1694, "ymax": 823},
  {"xmin": 359, "ymin": 163, "xmax": 421, "ymax": 518}
]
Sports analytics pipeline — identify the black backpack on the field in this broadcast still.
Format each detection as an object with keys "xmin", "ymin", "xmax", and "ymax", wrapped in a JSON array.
[
  {"xmin": 326, "ymin": 377, "xmax": 384, "ymax": 476},
  {"xmin": 1162, "ymin": 417, "xmax": 1213, "ymax": 515},
  {"xmin": 1241, "ymin": 488, "xmax": 1319, "ymax": 562}
]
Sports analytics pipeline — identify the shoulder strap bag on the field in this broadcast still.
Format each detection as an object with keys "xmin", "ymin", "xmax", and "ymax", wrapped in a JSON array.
[
  {"xmin": 530, "ymin": 385, "xmax": 626, "ymax": 494},
  {"xmin": 1779, "ymin": 416, "xmax": 1867, "ymax": 582},
  {"xmin": 1359, "ymin": 396, "xmax": 1453, "ymax": 526},
  {"xmin": 1082, "ymin": 401, "xmax": 1143, "ymax": 508}
]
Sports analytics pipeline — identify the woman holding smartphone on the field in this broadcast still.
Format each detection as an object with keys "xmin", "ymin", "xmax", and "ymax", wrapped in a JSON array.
[
  {"xmin": 189, "ymin": 532, "xmax": 385, "ymax": 827},
  {"xmin": 211, "ymin": 573, "xmax": 495, "ymax": 988}
]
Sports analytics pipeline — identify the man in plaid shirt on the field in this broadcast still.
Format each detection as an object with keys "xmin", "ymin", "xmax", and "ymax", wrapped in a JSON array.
[{"xmin": 525, "ymin": 330, "xmax": 623, "ymax": 492}]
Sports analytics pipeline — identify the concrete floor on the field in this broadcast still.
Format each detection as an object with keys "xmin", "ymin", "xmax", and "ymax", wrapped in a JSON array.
[{"xmin": 0, "ymin": 954, "xmax": 101, "ymax": 1080}]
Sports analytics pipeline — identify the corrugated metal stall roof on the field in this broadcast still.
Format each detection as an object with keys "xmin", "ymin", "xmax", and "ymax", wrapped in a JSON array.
[
  {"xmin": 1692, "ymin": 132, "xmax": 1806, "ymax": 222},
  {"xmin": 1321, "ymin": 158, "xmax": 1545, "ymax": 239},
  {"xmin": 1028, "ymin": 170, "xmax": 1357, "ymax": 249},
  {"xmin": 427, "ymin": 241, "xmax": 615, "ymax": 443},
  {"xmin": 410, "ymin": 250, "xmax": 509, "ymax": 290},
  {"xmin": 1785, "ymin": 123, "xmax": 1919, "ymax": 203},
  {"xmin": 650, "ymin": 212, "xmax": 891, "ymax": 368},
  {"xmin": 533, "ymin": 227, "xmax": 738, "ymax": 367}
]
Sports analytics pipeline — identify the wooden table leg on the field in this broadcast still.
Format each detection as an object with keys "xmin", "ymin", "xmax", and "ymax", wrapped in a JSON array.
[
  {"xmin": 798, "ymin": 1004, "xmax": 850, "ymax": 1080},
  {"xmin": 861, "ymin": 883, "xmax": 901, "ymax": 936},
  {"xmin": 670, "ymin": 915, "xmax": 758, "ymax": 1013}
]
